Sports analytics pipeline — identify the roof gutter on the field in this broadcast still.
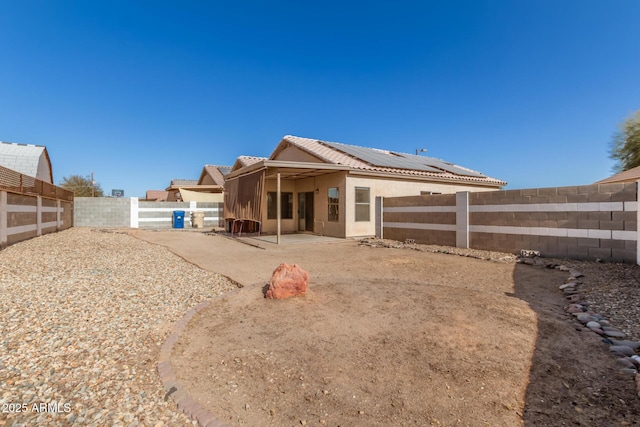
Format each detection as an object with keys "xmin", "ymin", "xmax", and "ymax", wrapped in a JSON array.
[
  {"xmin": 347, "ymin": 169, "xmax": 506, "ymax": 188},
  {"xmin": 225, "ymin": 161, "xmax": 268, "ymax": 180}
]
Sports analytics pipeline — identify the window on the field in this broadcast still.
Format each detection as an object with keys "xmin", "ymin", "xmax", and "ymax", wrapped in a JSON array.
[
  {"xmin": 267, "ymin": 192, "xmax": 293, "ymax": 219},
  {"xmin": 328, "ymin": 188, "xmax": 339, "ymax": 222},
  {"xmin": 355, "ymin": 187, "xmax": 370, "ymax": 222}
]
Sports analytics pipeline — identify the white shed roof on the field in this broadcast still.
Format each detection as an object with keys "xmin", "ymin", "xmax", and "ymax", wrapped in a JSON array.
[{"xmin": 0, "ymin": 141, "xmax": 53, "ymax": 183}]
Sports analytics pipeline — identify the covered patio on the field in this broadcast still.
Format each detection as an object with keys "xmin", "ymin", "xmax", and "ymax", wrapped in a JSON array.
[{"xmin": 224, "ymin": 160, "xmax": 350, "ymax": 244}]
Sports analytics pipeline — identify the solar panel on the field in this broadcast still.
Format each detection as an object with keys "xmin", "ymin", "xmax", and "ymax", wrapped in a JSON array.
[
  {"xmin": 321, "ymin": 141, "xmax": 486, "ymax": 177},
  {"xmin": 401, "ymin": 153, "xmax": 486, "ymax": 177},
  {"xmin": 321, "ymin": 141, "xmax": 442, "ymax": 173},
  {"xmin": 217, "ymin": 166, "xmax": 232, "ymax": 176}
]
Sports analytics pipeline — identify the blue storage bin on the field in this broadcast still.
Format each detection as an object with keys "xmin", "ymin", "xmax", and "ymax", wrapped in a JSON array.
[{"xmin": 172, "ymin": 210, "xmax": 185, "ymax": 229}]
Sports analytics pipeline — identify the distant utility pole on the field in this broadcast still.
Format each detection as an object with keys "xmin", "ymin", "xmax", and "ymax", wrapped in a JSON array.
[
  {"xmin": 415, "ymin": 148, "xmax": 427, "ymax": 155},
  {"xmin": 91, "ymin": 172, "xmax": 95, "ymax": 197}
]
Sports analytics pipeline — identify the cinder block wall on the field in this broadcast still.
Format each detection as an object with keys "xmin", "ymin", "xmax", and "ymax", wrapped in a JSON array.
[
  {"xmin": 6, "ymin": 192, "xmax": 37, "ymax": 245},
  {"xmin": 74, "ymin": 197, "xmax": 131, "ymax": 227},
  {"xmin": 138, "ymin": 201, "xmax": 188, "ymax": 228},
  {"xmin": 1, "ymin": 192, "xmax": 73, "ymax": 248},
  {"xmin": 197, "ymin": 202, "xmax": 224, "ymax": 228},
  {"xmin": 468, "ymin": 183, "xmax": 637, "ymax": 262},
  {"xmin": 382, "ymin": 183, "xmax": 638, "ymax": 263},
  {"xmin": 383, "ymin": 194, "xmax": 457, "ymax": 246},
  {"xmin": 74, "ymin": 198, "xmax": 224, "ymax": 229}
]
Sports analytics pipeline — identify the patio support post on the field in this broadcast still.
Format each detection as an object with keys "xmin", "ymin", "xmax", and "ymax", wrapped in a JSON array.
[{"xmin": 277, "ymin": 172, "xmax": 281, "ymax": 245}]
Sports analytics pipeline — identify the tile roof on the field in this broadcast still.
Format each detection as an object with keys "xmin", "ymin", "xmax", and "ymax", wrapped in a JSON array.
[
  {"xmin": 231, "ymin": 156, "xmax": 268, "ymax": 172},
  {"xmin": 275, "ymin": 135, "xmax": 506, "ymax": 186},
  {"xmin": 200, "ymin": 165, "xmax": 231, "ymax": 186},
  {"xmin": 0, "ymin": 141, "xmax": 53, "ymax": 183},
  {"xmin": 595, "ymin": 165, "xmax": 640, "ymax": 184},
  {"xmin": 170, "ymin": 179, "xmax": 198, "ymax": 186}
]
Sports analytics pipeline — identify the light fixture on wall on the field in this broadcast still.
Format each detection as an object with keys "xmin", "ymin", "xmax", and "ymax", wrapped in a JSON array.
[{"xmin": 315, "ymin": 188, "xmax": 319, "ymax": 194}]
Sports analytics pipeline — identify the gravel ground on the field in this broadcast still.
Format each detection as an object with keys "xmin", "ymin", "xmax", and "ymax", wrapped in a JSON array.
[
  {"xmin": 549, "ymin": 259, "xmax": 640, "ymax": 343},
  {"xmin": 2, "ymin": 231, "xmax": 638, "ymax": 426},
  {"xmin": 0, "ymin": 228, "xmax": 238, "ymax": 426}
]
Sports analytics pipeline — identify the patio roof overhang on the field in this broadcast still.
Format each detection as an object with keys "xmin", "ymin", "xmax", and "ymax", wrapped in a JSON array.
[{"xmin": 226, "ymin": 160, "xmax": 351, "ymax": 181}]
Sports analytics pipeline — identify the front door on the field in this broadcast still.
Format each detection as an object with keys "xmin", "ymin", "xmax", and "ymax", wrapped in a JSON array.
[{"xmin": 298, "ymin": 192, "xmax": 314, "ymax": 232}]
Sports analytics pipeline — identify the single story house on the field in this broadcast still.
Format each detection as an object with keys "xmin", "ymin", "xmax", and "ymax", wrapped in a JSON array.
[
  {"xmin": 224, "ymin": 135, "xmax": 506, "ymax": 239},
  {"xmin": 161, "ymin": 165, "xmax": 231, "ymax": 202}
]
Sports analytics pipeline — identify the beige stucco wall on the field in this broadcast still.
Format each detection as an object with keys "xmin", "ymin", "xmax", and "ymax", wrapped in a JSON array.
[
  {"xmin": 261, "ymin": 171, "xmax": 499, "ymax": 238},
  {"xmin": 260, "ymin": 171, "xmax": 347, "ymax": 237},
  {"xmin": 345, "ymin": 175, "xmax": 498, "ymax": 237},
  {"xmin": 259, "ymin": 144, "xmax": 502, "ymax": 238}
]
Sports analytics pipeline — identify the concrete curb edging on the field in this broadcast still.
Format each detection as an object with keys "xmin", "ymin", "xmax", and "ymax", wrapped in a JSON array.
[{"xmin": 157, "ymin": 300, "xmax": 231, "ymax": 427}]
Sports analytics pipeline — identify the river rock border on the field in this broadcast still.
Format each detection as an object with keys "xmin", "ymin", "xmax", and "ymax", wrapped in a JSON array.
[
  {"xmin": 519, "ymin": 254, "xmax": 640, "ymax": 400},
  {"xmin": 157, "ymin": 300, "xmax": 231, "ymax": 427}
]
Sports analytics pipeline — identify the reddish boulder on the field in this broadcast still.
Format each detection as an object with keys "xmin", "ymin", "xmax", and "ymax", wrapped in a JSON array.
[{"xmin": 265, "ymin": 263, "xmax": 309, "ymax": 299}]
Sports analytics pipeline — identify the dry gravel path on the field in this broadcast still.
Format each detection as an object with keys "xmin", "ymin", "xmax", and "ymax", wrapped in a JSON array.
[{"xmin": 0, "ymin": 228, "xmax": 238, "ymax": 426}]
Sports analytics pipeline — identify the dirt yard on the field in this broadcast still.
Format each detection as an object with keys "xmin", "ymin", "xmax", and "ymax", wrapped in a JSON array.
[{"xmin": 133, "ymin": 231, "xmax": 640, "ymax": 427}]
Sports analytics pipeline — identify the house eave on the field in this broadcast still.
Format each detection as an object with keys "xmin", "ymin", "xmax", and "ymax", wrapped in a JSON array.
[{"xmin": 346, "ymin": 169, "xmax": 506, "ymax": 188}]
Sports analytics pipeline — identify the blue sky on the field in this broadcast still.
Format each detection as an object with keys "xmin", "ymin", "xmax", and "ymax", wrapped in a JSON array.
[{"xmin": 1, "ymin": 1, "xmax": 639, "ymax": 197}]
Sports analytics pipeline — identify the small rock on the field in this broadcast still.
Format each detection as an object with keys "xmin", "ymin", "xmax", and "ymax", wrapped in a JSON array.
[
  {"xmin": 610, "ymin": 346, "xmax": 636, "ymax": 357},
  {"xmin": 610, "ymin": 340, "xmax": 640, "ymax": 350},
  {"xmin": 559, "ymin": 283, "xmax": 576, "ymax": 290},
  {"xmin": 621, "ymin": 368, "xmax": 638, "ymax": 376},
  {"xmin": 589, "ymin": 327, "xmax": 604, "ymax": 335},
  {"xmin": 520, "ymin": 249, "xmax": 540, "ymax": 258},
  {"xmin": 576, "ymin": 314, "xmax": 598, "ymax": 324},
  {"xmin": 567, "ymin": 306, "xmax": 583, "ymax": 314},
  {"xmin": 604, "ymin": 330, "xmax": 627, "ymax": 338},
  {"xmin": 586, "ymin": 321, "xmax": 601, "ymax": 329},
  {"xmin": 617, "ymin": 358, "xmax": 637, "ymax": 369}
]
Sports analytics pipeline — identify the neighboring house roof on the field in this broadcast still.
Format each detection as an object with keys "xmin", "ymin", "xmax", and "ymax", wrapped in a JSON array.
[
  {"xmin": 267, "ymin": 135, "xmax": 506, "ymax": 186},
  {"xmin": 145, "ymin": 190, "xmax": 169, "ymax": 201},
  {"xmin": 595, "ymin": 166, "xmax": 640, "ymax": 184},
  {"xmin": 231, "ymin": 156, "xmax": 268, "ymax": 172},
  {"xmin": 198, "ymin": 165, "xmax": 232, "ymax": 186},
  {"xmin": 0, "ymin": 141, "xmax": 53, "ymax": 184},
  {"xmin": 170, "ymin": 179, "xmax": 198, "ymax": 186}
]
